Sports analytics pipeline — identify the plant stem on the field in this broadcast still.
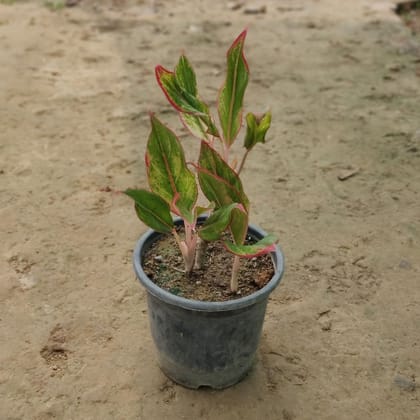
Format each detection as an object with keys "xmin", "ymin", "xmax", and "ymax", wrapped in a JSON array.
[
  {"xmin": 184, "ymin": 221, "xmax": 193, "ymax": 245},
  {"xmin": 173, "ymin": 227, "xmax": 196, "ymax": 276},
  {"xmin": 194, "ymin": 236, "xmax": 208, "ymax": 269},
  {"xmin": 237, "ymin": 149, "xmax": 250, "ymax": 175},
  {"xmin": 230, "ymin": 255, "xmax": 241, "ymax": 293},
  {"xmin": 185, "ymin": 222, "xmax": 197, "ymax": 275}
]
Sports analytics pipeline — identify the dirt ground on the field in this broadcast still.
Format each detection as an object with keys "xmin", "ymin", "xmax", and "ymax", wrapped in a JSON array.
[{"xmin": 1, "ymin": 0, "xmax": 419, "ymax": 419}]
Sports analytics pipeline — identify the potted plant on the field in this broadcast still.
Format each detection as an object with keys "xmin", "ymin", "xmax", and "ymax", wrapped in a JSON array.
[{"xmin": 124, "ymin": 30, "xmax": 285, "ymax": 389}]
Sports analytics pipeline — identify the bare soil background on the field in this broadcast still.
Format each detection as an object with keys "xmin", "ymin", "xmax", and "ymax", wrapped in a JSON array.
[{"xmin": 1, "ymin": 0, "xmax": 419, "ymax": 419}]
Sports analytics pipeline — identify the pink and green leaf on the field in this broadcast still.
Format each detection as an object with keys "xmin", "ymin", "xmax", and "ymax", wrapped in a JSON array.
[
  {"xmin": 229, "ymin": 206, "xmax": 248, "ymax": 245},
  {"xmin": 124, "ymin": 189, "xmax": 173, "ymax": 233},
  {"xmin": 175, "ymin": 55, "xmax": 198, "ymax": 96},
  {"xmin": 155, "ymin": 65, "xmax": 205, "ymax": 115},
  {"xmin": 181, "ymin": 107, "xmax": 220, "ymax": 139},
  {"xmin": 197, "ymin": 141, "xmax": 249, "ymax": 211},
  {"xmin": 244, "ymin": 111, "xmax": 272, "ymax": 150},
  {"xmin": 198, "ymin": 203, "xmax": 239, "ymax": 241},
  {"xmin": 180, "ymin": 112, "xmax": 209, "ymax": 141},
  {"xmin": 147, "ymin": 115, "xmax": 197, "ymax": 222},
  {"xmin": 218, "ymin": 30, "xmax": 249, "ymax": 146},
  {"xmin": 224, "ymin": 234, "xmax": 278, "ymax": 258},
  {"xmin": 195, "ymin": 204, "xmax": 214, "ymax": 219},
  {"xmin": 157, "ymin": 57, "xmax": 220, "ymax": 139},
  {"xmin": 200, "ymin": 113, "xmax": 220, "ymax": 137},
  {"xmin": 175, "ymin": 55, "xmax": 219, "ymax": 139}
]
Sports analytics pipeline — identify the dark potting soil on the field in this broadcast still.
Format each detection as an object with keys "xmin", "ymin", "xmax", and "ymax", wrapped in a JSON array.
[{"xmin": 142, "ymin": 232, "xmax": 275, "ymax": 302}]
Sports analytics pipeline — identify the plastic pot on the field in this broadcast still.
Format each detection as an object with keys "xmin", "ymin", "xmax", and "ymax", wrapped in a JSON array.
[{"xmin": 132, "ymin": 218, "xmax": 285, "ymax": 389}]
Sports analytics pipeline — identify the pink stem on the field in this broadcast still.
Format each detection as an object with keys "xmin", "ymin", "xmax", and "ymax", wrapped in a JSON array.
[{"xmin": 237, "ymin": 149, "xmax": 250, "ymax": 175}]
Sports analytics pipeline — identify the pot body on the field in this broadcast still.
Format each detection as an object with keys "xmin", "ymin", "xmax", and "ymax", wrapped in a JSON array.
[{"xmin": 133, "ymin": 219, "xmax": 284, "ymax": 389}]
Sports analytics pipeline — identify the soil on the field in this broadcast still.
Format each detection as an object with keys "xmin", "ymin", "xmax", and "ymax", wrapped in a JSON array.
[
  {"xmin": 143, "ymin": 231, "xmax": 275, "ymax": 301},
  {"xmin": 1, "ymin": 0, "xmax": 420, "ymax": 419}
]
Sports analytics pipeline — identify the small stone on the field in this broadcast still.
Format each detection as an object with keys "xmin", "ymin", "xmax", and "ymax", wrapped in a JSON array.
[
  {"xmin": 244, "ymin": 4, "xmax": 266, "ymax": 14},
  {"xmin": 18, "ymin": 274, "xmax": 37, "ymax": 290},
  {"xmin": 399, "ymin": 260, "xmax": 412, "ymax": 270},
  {"xmin": 154, "ymin": 255, "xmax": 163, "ymax": 262},
  {"xmin": 320, "ymin": 319, "xmax": 331, "ymax": 331},
  {"xmin": 187, "ymin": 24, "xmax": 202, "ymax": 34},
  {"xmin": 386, "ymin": 64, "xmax": 404, "ymax": 73},
  {"xmin": 227, "ymin": 1, "xmax": 243, "ymax": 10},
  {"xmin": 318, "ymin": 309, "xmax": 331, "ymax": 317},
  {"xmin": 338, "ymin": 167, "xmax": 360, "ymax": 181},
  {"xmin": 393, "ymin": 374, "xmax": 416, "ymax": 392},
  {"xmin": 306, "ymin": 22, "xmax": 318, "ymax": 29},
  {"xmin": 195, "ymin": 281, "xmax": 202, "ymax": 285}
]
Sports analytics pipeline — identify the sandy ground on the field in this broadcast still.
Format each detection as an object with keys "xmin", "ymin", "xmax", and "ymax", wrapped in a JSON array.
[{"xmin": 1, "ymin": 0, "xmax": 420, "ymax": 419}]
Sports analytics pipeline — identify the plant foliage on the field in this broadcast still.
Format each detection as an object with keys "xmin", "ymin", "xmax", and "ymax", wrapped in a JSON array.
[{"xmin": 125, "ymin": 30, "xmax": 276, "ymax": 291}]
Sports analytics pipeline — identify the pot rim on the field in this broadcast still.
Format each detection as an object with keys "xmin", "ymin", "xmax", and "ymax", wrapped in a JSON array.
[{"xmin": 132, "ymin": 219, "xmax": 285, "ymax": 312}]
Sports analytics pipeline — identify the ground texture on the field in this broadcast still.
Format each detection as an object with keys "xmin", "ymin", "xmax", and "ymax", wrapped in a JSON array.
[{"xmin": 1, "ymin": 0, "xmax": 419, "ymax": 419}]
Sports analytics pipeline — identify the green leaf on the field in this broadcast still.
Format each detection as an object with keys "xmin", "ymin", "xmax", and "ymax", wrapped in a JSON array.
[
  {"xmin": 218, "ymin": 30, "xmax": 249, "ymax": 146},
  {"xmin": 244, "ymin": 112, "xmax": 257, "ymax": 149},
  {"xmin": 180, "ymin": 113, "xmax": 209, "ymax": 141},
  {"xmin": 195, "ymin": 204, "xmax": 214, "ymax": 219},
  {"xmin": 198, "ymin": 203, "xmax": 238, "ymax": 241},
  {"xmin": 197, "ymin": 141, "xmax": 249, "ymax": 211},
  {"xmin": 229, "ymin": 207, "xmax": 248, "ymax": 245},
  {"xmin": 200, "ymin": 113, "xmax": 220, "ymax": 138},
  {"xmin": 224, "ymin": 234, "xmax": 278, "ymax": 258},
  {"xmin": 156, "ymin": 65, "xmax": 206, "ymax": 115},
  {"xmin": 147, "ymin": 115, "xmax": 197, "ymax": 222},
  {"xmin": 156, "ymin": 58, "xmax": 220, "ymax": 139},
  {"xmin": 244, "ymin": 111, "xmax": 272, "ymax": 150},
  {"xmin": 124, "ymin": 189, "xmax": 173, "ymax": 233},
  {"xmin": 175, "ymin": 55, "xmax": 198, "ymax": 96}
]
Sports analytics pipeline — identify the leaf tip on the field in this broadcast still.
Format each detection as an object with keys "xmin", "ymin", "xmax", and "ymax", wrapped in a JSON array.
[
  {"xmin": 155, "ymin": 65, "xmax": 187, "ymax": 113},
  {"xmin": 155, "ymin": 65, "xmax": 171, "ymax": 88},
  {"xmin": 232, "ymin": 29, "xmax": 247, "ymax": 47},
  {"xmin": 226, "ymin": 29, "xmax": 248, "ymax": 57},
  {"xmin": 155, "ymin": 64, "xmax": 168, "ymax": 78},
  {"xmin": 123, "ymin": 188, "xmax": 133, "ymax": 198}
]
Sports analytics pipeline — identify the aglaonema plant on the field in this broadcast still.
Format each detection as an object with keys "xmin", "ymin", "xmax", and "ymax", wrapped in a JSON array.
[{"xmin": 125, "ymin": 30, "xmax": 276, "ymax": 293}]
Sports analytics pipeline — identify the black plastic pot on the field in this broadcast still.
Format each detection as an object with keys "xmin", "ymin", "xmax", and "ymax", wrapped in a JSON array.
[{"xmin": 132, "ymin": 218, "xmax": 284, "ymax": 389}]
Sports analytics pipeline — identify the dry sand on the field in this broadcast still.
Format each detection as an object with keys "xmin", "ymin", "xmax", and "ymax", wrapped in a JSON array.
[{"xmin": 1, "ymin": 0, "xmax": 419, "ymax": 419}]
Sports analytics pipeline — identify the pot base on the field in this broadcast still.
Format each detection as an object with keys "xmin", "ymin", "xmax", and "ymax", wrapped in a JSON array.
[{"xmin": 158, "ymin": 356, "xmax": 253, "ymax": 390}]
